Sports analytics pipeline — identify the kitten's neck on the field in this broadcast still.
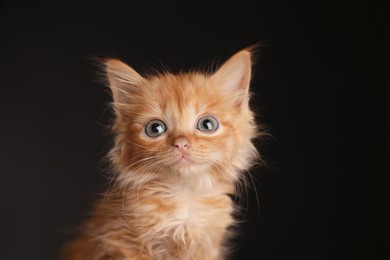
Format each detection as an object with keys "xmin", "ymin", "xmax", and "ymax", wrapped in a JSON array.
[
  {"xmin": 114, "ymin": 165, "xmax": 238, "ymax": 197},
  {"xmin": 168, "ymin": 167, "xmax": 237, "ymax": 196}
]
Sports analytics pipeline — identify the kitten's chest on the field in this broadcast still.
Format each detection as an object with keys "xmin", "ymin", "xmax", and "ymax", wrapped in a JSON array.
[
  {"xmin": 133, "ymin": 186, "xmax": 234, "ymax": 230},
  {"xmin": 124, "ymin": 185, "xmax": 235, "ymax": 258},
  {"xmin": 172, "ymin": 192, "xmax": 233, "ymax": 225}
]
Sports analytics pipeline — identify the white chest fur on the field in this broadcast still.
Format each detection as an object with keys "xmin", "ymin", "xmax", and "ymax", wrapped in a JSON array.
[{"xmin": 129, "ymin": 182, "xmax": 235, "ymax": 258}]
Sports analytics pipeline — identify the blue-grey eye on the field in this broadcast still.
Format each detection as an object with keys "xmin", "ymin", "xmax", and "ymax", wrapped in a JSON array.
[
  {"xmin": 145, "ymin": 120, "xmax": 167, "ymax": 138},
  {"xmin": 197, "ymin": 116, "xmax": 219, "ymax": 132}
]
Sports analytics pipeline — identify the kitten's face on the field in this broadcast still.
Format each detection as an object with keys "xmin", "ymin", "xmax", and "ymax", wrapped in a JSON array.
[{"xmin": 106, "ymin": 50, "xmax": 258, "ymax": 186}]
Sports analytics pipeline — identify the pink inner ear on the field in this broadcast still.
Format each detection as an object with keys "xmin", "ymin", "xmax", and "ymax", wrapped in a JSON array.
[
  {"xmin": 211, "ymin": 50, "xmax": 252, "ymax": 107},
  {"xmin": 105, "ymin": 59, "xmax": 144, "ymax": 104},
  {"xmin": 215, "ymin": 50, "xmax": 251, "ymax": 92}
]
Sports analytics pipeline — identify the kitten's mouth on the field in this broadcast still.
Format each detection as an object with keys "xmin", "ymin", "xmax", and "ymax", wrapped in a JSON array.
[{"xmin": 173, "ymin": 153, "xmax": 195, "ymax": 166}]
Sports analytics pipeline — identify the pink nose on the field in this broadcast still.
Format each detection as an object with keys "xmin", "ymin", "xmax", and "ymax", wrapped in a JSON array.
[{"xmin": 173, "ymin": 136, "xmax": 191, "ymax": 151}]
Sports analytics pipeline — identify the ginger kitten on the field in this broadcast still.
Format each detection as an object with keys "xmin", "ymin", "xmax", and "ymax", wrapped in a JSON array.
[{"xmin": 62, "ymin": 48, "xmax": 260, "ymax": 259}]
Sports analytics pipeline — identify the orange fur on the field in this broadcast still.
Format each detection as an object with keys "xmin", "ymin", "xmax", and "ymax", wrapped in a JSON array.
[{"xmin": 61, "ymin": 48, "xmax": 260, "ymax": 260}]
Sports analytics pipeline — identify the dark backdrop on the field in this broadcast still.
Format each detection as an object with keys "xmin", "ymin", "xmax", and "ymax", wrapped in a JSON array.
[{"xmin": 0, "ymin": 1, "xmax": 384, "ymax": 260}]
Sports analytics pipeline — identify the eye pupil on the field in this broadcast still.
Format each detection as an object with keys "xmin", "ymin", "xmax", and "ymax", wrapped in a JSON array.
[
  {"xmin": 203, "ymin": 120, "xmax": 212, "ymax": 130},
  {"xmin": 152, "ymin": 123, "xmax": 163, "ymax": 133}
]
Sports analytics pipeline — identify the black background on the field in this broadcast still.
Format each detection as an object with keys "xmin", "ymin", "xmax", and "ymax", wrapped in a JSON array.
[{"xmin": 0, "ymin": 1, "xmax": 385, "ymax": 260}]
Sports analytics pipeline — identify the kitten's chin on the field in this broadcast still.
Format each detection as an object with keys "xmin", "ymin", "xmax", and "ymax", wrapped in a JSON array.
[
  {"xmin": 169, "ymin": 154, "xmax": 206, "ymax": 175},
  {"xmin": 172, "ymin": 163, "xmax": 209, "ymax": 176},
  {"xmin": 173, "ymin": 157, "xmax": 194, "ymax": 167}
]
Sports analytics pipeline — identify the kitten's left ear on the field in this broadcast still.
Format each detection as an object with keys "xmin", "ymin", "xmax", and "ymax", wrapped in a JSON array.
[{"xmin": 211, "ymin": 48, "xmax": 253, "ymax": 109}]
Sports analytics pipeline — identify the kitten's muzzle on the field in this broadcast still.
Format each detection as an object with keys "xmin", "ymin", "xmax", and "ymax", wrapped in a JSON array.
[{"xmin": 172, "ymin": 136, "xmax": 194, "ymax": 166}]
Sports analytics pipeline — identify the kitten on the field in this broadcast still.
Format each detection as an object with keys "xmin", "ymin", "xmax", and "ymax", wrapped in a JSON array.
[{"xmin": 62, "ymin": 47, "xmax": 260, "ymax": 260}]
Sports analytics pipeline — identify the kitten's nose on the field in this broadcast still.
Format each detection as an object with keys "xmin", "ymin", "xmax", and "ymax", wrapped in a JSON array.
[{"xmin": 173, "ymin": 136, "xmax": 191, "ymax": 151}]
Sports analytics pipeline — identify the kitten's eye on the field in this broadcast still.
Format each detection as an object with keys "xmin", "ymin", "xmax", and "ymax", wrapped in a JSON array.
[
  {"xmin": 145, "ymin": 120, "xmax": 167, "ymax": 138},
  {"xmin": 197, "ymin": 116, "xmax": 219, "ymax": 132}
]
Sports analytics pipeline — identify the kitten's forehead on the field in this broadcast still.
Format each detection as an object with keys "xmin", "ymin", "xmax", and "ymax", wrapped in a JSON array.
[{"xmin": 144, "ymin": 73, "xmax": 216, "ymax": 129}]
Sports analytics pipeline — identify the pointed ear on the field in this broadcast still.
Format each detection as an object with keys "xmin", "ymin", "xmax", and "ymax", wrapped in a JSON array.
[
  {"xmin": 211, "ymin": 49, "xmax": 253, "ymax": 109},
  {"xmin": 105, "ymin": 58, "xmax": 144, "ymax": 104}
]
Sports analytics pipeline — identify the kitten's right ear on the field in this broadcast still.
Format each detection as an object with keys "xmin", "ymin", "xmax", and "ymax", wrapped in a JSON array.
[{"xmin": 105, "ymin": 59, "xmax": 144, "ymax": 104}]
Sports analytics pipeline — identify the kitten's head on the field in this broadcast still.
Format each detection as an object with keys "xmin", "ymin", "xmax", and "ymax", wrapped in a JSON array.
[{"xmin": 105, "ymin": 49, "xmax": 259, "ymax": 190}]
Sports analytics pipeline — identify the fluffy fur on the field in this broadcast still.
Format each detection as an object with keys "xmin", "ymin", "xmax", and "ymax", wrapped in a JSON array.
[{"xmin": 62, "ymin": 48, "xmax": 260, "ymax": 260}]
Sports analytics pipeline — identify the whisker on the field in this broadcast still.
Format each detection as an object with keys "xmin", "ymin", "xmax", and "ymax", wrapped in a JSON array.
[{"xmin": 245, "ymin": 170, "xmax": 260, "ymax": 214}]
